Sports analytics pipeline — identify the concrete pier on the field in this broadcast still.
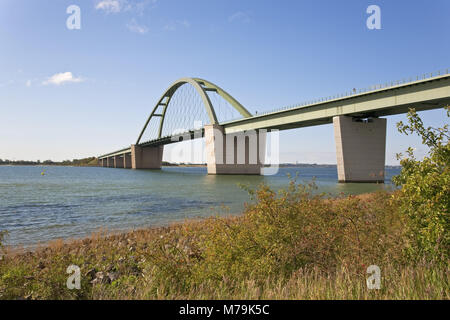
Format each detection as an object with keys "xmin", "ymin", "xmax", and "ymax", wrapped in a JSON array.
[
  {"xmin": 114, "ymin": 155, "xmax": 124, "ymax": 168},
  {"xmin": 131, "ymin": 144, "xmax": 164, "ymax": 169},
  {"xmin": 205, "ymin": 124, "xmax": 266, "ymax": 175},
  {"xmin": 107, "ymin": 157, "xmax": 115, "ymax": 168},
  {"xmin": 124, "ymin": 153, "xmax": 132, "ymax": 169},
  {"xmin": 333, "ymin": 116, "xmax": 386, "ymax": 183}
]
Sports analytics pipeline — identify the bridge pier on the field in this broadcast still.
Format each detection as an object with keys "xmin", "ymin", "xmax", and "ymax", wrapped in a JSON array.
[
  {"xmin": 131, "ymin": 144, "xmax": 164, "ymax": 169},
  {"xmin": 205, "ymin": 124, "xmax": 266, "ymax": 175},
  {"xmin": 114, "ymin": 155, "xmax": 124, "ymax": 168},
  {"xmin": 333, "ymin": 116, "xmax": 386, "ymax": 183},
  {"xmin": 101, "ymin": 158, "xmax": 107, "ymax": 167},
  {"xmin": 107, "ymin": 157, "xmax": 115, "ymax": 168},
  {"xmin": 124, "ymin": 153, "xmax": 132, "ymax": 169}
]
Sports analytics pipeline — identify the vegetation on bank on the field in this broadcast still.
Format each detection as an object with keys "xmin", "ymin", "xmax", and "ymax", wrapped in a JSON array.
[
  {"xmin": 0, "ymin": 108, "xmax": 448, "ymax": 300},
  {"xmin": 0, "ymin": 157, "xmax": 98, "ymax": 167}
]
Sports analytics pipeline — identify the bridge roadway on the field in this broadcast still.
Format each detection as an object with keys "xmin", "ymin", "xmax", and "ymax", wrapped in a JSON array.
[{"xmin": 98, "ymin": 72, "xmax": 450, "ymax": 182}]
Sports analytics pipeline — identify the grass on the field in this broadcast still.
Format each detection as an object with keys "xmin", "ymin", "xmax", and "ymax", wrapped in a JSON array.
[{"xmin": 0, "ymin": 183, "xmax": 448, "ymax": 300}]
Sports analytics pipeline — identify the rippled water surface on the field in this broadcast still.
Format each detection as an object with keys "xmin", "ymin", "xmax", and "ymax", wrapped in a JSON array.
[{"xmin": 0, "ymin": 166, "xmax": 400, "ymax": 246}]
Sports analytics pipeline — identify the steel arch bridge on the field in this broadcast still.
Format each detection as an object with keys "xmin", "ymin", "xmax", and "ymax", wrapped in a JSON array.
[
  {"xmin": 136, "ymin": 78, "xmax": 253, "ymax": 145},
  {"xmin": 98, "ymin": 71, "xmax": 450, "ymax": 181}
]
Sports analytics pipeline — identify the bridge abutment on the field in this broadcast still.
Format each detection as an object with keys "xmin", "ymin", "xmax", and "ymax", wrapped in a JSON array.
[
  {"xmin": 333, "ymin": 116, "xmax": 386, "ymax": 183},
  {"xmin": 131, "ymin": 144, "xmax": 164, "ymax": 169},
  {"xmin": 205, "ymin": 124, "xmax": 266, "ymax": 175}
]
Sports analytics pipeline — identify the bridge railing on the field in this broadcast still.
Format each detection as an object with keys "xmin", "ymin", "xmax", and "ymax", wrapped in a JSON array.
[{"xmin": 228, "ymin": 68, "xmax": 450, "ymax": 121}]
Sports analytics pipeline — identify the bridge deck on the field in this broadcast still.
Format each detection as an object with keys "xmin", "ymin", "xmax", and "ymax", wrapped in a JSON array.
[
  {"xmin": 98, "ymin": 129, "xmax": 204, "ymax": 159},
  {"xmin": 222, "ymin": 73, "xmax": 450, "ymax": 133}
]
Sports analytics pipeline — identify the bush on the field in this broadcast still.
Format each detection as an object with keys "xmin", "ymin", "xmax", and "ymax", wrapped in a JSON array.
[
  {"xmin": 393, "ymin": 107, "xmax": 450, "ymax": 262},
  {"xmin": 146, "ymin": 182, "xmax": 407, "ymax": 294}
]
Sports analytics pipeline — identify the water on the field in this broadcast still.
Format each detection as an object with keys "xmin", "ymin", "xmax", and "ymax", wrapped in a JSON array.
[{"xmin": 0, "ymin": 166, "xmax": 400, "ymax": 246}]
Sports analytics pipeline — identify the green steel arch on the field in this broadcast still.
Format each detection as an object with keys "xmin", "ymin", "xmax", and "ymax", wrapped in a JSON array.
[{"xmin": 136, "ymin": 77, "xmax": 252, "ymax": 144}]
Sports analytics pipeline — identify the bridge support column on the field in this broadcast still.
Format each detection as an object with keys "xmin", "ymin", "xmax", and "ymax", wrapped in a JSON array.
[
  {"xmin": 124, "ymin": 153, "xmax": 132, "ymax": 169},
  {"xmin": 101, "ymin": 158, "xmax": 107, "ymax": 167},
  {"xmin": 131, "ymin": 144, "xmax": 164, "ymax": 169},
  {"xmin": 205, "ymin": 124, "xmax": 266, "ymax": 175},
  {"xmin": 333, "ymin": 116, "xmax": 386, "ymax": 183},
  {"xmin": 107, "ymin": 157, "xmax": 115, "ymax": 168},
  {"xmin": 114, "ymin": 155, "xmax": 124, "ymax": 168}
]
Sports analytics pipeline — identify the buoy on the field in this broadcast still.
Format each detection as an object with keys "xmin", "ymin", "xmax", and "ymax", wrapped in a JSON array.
[{"xmin": 41, "ymin": 170, "xmax": 46, "ymax": 176}]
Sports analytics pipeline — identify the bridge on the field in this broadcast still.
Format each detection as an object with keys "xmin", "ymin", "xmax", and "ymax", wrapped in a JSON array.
[{"xmin": 99, "ymin": 70, "xmax": 450, "ymax": 182}]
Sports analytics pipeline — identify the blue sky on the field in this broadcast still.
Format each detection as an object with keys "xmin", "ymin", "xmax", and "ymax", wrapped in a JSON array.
[{"xmin": 0, "ymin": 0, "xmax": 449, "ymax": 164}]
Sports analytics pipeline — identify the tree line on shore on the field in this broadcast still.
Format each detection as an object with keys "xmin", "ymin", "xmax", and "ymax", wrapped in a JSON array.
[{"xmin": 0, "ymin": 157, "xmax": 98, "ymax": 166}]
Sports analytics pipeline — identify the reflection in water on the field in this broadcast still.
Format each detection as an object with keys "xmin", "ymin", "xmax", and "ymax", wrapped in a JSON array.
[{"xmin": 0, "ymin": 165, "xmax": 400, "ymax": 246}]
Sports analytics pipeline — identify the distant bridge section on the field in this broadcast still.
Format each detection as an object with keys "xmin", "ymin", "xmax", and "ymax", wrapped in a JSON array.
[{"xmin": 99, "ymin": 71, "xmax": 450, "ymax": 182}]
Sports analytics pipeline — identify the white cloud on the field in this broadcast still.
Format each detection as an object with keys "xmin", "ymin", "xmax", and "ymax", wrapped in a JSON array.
[
  {"xmin": 126, "ymin": 18, "xmax": 149, "ymax": 34},
  {"xmin": 26, "ymin": 80, "xmax": 31, "ymax": 87},
  {"xmin": 96, "ymin": 1, "xmax": 157, "ymax": 33},
  {"xmin": 95, "ymin": 0, "xmax": 123, "ymax": 13},
  {"xmin": 132, "ymin": 0, "xmax": 157, "ymax": 15},
  {"xmin": 42, "ymin": 72, "xmax": 84, "ymax": 86},
  {"xmin": 228, "ymin": 11, "xmax": 251, "ymax": 23},
  {"xmin": 96, "ymin": 0, "xmax": 157, "ymax": 14}
]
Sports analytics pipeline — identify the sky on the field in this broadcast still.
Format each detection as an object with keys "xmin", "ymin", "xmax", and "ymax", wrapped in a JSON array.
[{"xmin": 0, "ymin": 0, "xmax": 449, "ymax": 165}]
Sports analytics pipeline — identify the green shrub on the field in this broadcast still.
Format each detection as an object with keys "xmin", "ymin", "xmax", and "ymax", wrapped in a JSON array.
[
  {"xmin": 147, "ymin": 182, "xmax": 407, "ymax": 293},
  {"xmin": 393, "ymin": 106, "xmax": 450, "ymax": 262}
]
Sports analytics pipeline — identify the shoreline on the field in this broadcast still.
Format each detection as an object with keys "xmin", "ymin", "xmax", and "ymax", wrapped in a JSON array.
[
  {"xmin": 3, "ymin": 192, "xmax": 379, "ymax": 253},
  {"xmin": 4, "ymin": 216, "xmax": 211, "ymax": 254},
  {"xmin": 0, "ymin": 163, "xmax": 397, "ymax": 250},
  {"xmin": 3, "ymin": 214, "xmax": 236, "ymax": 253}
]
